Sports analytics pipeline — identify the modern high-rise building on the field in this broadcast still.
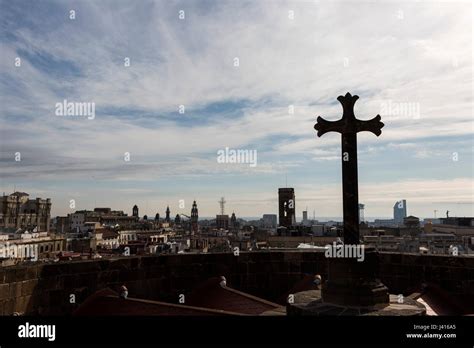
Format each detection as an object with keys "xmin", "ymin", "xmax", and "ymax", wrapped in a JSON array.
[
  {"xmin": 358, "ymin": 204, "xmax": 365, "ymax": 223},
  {"xmin": 278, "ymin": 188, "xmax": 295, "ymax": 228},
  {"xmin": 393, "ymin": 200, "xmax": 407, "ymax": 224}
]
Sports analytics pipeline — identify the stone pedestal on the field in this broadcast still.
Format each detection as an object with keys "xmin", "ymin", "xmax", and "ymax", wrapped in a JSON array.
[
  {"xmin": 287, "ymin": 247, "xmax": 426, "ymax": 316},
  {"xmin": 322, "ymin": 246, "xmax": 389, "ymax": 307},
  {"xmin": 287, "ymin": 290, "xmax": 426, "ymax": 316}
]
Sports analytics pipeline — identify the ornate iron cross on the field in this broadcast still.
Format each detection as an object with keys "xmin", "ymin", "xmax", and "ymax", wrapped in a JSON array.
[{"xmin": 314, "ymin": 93, "xmax": 384, "ymax": 244}]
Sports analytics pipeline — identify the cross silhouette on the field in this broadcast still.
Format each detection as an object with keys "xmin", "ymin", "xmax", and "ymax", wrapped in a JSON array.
[{"xmin": 314, "ymin": 93, "xmax": 384, "ymax": 244}]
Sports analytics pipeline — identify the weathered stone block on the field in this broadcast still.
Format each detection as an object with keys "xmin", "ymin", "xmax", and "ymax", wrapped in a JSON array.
[
  {"xmin": 14, "ymin": 295, "xmax": 31, "ymax": 314},
  {"xmin": 36, "ymin": 276, "xmax": 63, "ymax": 291},
  {"xmin": 69, "ymin": 261, "xmax": 101, "ymax": 274},
  {"xmin": 41, "ymin": 264, "xmax": 68, "ymax": 277},
  {"xmin": 75, "ymin": 273, "xmax": 99, "ymax": 289},
  {"xmin": 21, "ymin": 279, "xmax": 38, "ymax": 296},
  {"xmin": 5, "ymin": 268, "xmax": 18, "ymax": 283},
  {"xmin": 3, "ymin": 298, "xmax": 14, "ymax": 315},
  {"xmin": 0, "ymin": 283, "xmax": 10, "ymax": 300},
  {"xmin": 25, "ymin": 266, "xmax": 38, "ymax": 280},
  {"xmin": 62, "ymin": 274, "xmax": 79, "ymax": 288},
  {"xmin": 14, "ymin": 268, "xmax": 27, "ymax": 281},
  {"xmin": 288, "ymin": 261, "xmax": 301, "ymax": 273}
]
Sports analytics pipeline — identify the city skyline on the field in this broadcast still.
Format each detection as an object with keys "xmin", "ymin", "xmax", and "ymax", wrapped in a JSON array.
[
  {"xmin": 2, "ymin": 189, "xmax": 469, "ymax": 221},
  {"xmin": 1, "ymin": 1, "xmax": 473, "ymax": 218}
]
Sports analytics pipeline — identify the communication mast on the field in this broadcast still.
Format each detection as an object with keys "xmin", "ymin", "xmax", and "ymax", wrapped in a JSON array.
[{"xmin": 218, "ymin": 197, "xmax": 226, "ymax": 215}]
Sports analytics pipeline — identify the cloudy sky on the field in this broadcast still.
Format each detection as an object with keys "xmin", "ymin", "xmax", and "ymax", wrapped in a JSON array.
[{"xmin": 0, "ymin": 0, "xmax": 472, "ymax": 219}]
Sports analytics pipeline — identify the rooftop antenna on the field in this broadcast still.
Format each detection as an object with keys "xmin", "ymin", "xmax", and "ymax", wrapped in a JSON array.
[
  {"xmin": 434, "ymin": 209, "xmax": 437, "ymax": 218},
  {"xmin": 218, "ymin": 197, "xmax": 226, "ymax": 215}
]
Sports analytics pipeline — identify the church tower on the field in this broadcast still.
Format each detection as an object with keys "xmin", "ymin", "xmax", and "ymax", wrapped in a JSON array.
[
  {"xmin": 230, "ymin": 212, "xmax": 237, "ymax": 232},
  {"xmin": 165, "ymin": 206, "xmax": 170, "ymax": 222},
  {"xmin": 191, "ymin": 200, "xmax": 198, "ymax": 234},
  {"xmin": 132, "ymin": 204, "xmax": 139, "ymax": 218}
]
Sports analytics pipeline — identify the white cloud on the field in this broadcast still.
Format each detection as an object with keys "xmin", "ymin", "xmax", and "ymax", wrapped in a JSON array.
[{"xmin": 0, "ymin": 0, "xmax": 472, "ymax": 216}]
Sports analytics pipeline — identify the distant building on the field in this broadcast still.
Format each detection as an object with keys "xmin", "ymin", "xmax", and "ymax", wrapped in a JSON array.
[
  {"xmin": 393, "ymin": 200, "xmax": 407, "ymax": 225},
  {"xmin": 165, "ymin": 206, "xmax": 170, "ymax": 223},
  {"xmin": 191, "ymin": 201, "xmax": 199, "ymax": 234},
  {"xmin": 403, "ymin": 215, "xmax": 420, "ymax": 228},
  {"xmin": 0, "ymin": 192, "xmax": 51, "ymax": 232},
  {"xmin": 302, "ymin": 211, "xmax": 309, "ymax": 226},
  {"xmin": 440, "ymin": 217, "xmax": 474, "ymax": 227},
  {"xmin": 94, "ymin": 207, "xmax": 111, "ymax": 215},
  {"xmin": 358, "ymin": 204, "xmax": 365, "ymax": 223},
  {"xmin": 262, "ymin": 214, "xmax": 277, "ymax": 228},
  {"xmin": 278, "ymin": 188, "xmax": 295, "ymax": 228},
  {"xmin": 132, "ymin": 205, "xmax": 139, "ymax": 217},
  {"xmin": 69, "ymin": 208, "xmax": 138, "ymax": 232},
  {"xmin": 422, "ymin": 218, "xmax": 441, "ymax": 226},
  {"xmin": 0, "ymin": 230, "xmax": 64, "ymax": 261},
  {"xmin": 53, "ymin": 216, "xmax": 69, "ymax": 234},
  {"xmin": 230, "ymin": 212, "xmax": 237, "ymax": 231},
  {"xmin": 372, "ymin": 219, "xmax": 397, "ymax": 228},
  {"xmin": 311, "ymin": 224, "xmax": 325, "ymax": 236},
  {"xmin": 432, "ymin": 217, "xmax": 474, "ymax": 238},
  {"xmin": 70, "ymin": 213, "xmax": 85, "ymax": 232},
  {"xmin": 216, "ymin": 215, "xmax": 229, "ymax": 230},
  {"xmin": 96, "ymin": 229, "xmax": 119, "ymax": 250},
  {"xmin": 100, "ymin": 213, "xmax": 138, "ymax": 228}
]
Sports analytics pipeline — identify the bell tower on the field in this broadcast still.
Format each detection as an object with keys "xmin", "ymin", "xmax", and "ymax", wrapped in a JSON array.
[
  {"xmin": 165, "ymin": 206, "xmax": 170, "ymax": 222},
  {"xmin": 132, "ymin": 204, "xmax": 139, "ymax": 218},
  {"xmin": 191, "ymin": 200, "xmax": 198, "ymax": 234}
]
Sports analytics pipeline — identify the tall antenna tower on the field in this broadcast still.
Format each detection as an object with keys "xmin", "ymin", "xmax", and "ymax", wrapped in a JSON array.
[{"xmin": 218, "ymin": 197, "xmax": 226, "ymax": 215}]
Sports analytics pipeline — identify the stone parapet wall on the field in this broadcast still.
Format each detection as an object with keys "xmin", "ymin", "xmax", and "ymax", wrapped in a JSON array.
[{"xmin": 0, "ymin": 251, "xmax": 472, "ymax": 315}]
